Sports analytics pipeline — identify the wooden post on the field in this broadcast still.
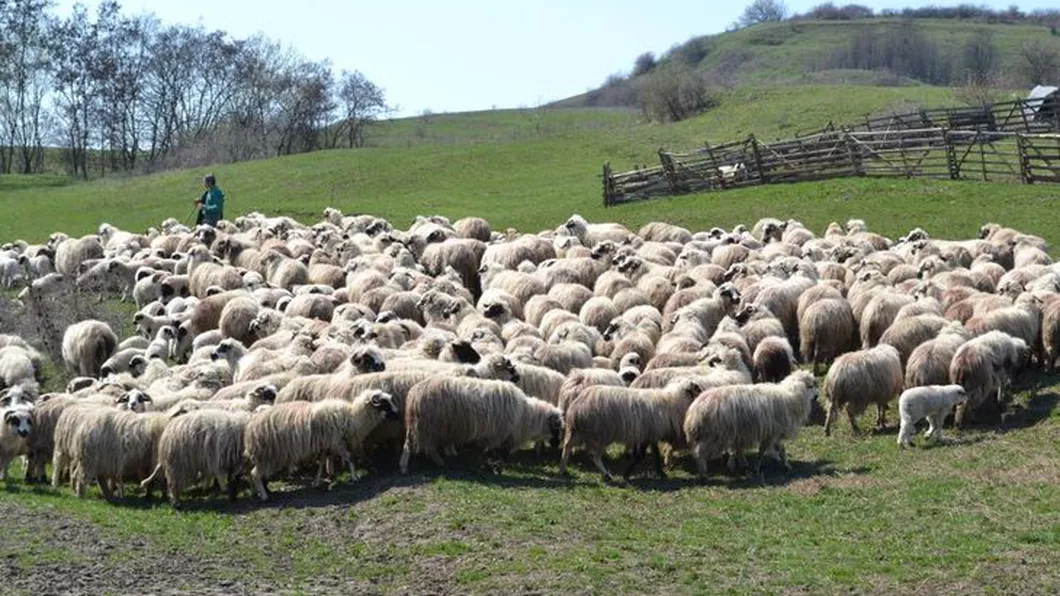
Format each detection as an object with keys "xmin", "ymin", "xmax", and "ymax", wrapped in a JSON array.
[
  {"xmin": 979, "ymin": 131, "xmax": 988, "ymax": 182},
  {"xmin": 602, "ymin": 162, "xmax": 614, "ymax": 207},
  {"xmin": 945, "ymin": 130, "xmax": 960, "ymax": 180},
  {"xmin": 844, "ymin": 130, "xmax": 862, "ymax": 176},
  {"xmin": 1017, "ymin": 135, "xmax": 1032, "ymax": 184},
  {"xmin": 658, "ymin": 149, "xmax": 680, "ymax": 195},
  {"xmin": 750, "ymin": 135, "xmax": 766, "ymax": 184}
]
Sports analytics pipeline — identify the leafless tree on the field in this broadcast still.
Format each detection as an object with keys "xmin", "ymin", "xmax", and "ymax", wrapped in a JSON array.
[
  {"xmin": 334, "ymin": 70, "xmax": 387, "ymax": 148},
  {"xmin": 1020, "ymin": 41, "xmax": 1060, "ymax": 86},
  {"xmin": 740, "ymin": 0, "xmax": 787, "ymax": 27}
]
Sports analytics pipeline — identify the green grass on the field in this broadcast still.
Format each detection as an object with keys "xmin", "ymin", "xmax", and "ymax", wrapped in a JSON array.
[{"xmin": 3, "ymin": 386, "xmax": 1059, "ymax": 592}]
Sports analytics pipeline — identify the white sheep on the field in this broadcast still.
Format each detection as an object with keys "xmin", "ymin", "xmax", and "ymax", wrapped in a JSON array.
[
  {"xmin": 61, "ymin": 320, "xmax": 118, "ymax": 378},
  {"xmin": 245, "ymin": 390, "xmax": 399, "ymax": 501},
  {"xmin": 897, "ymin": 385, "xmax": 967, "ymax": 448},
  {"xmin": 684, "ymin": 370, "xmax": 817, "ymax": 476},
  {"xmin": 140, "ymin": 408, "xmax": 252, "ymax": 506}
]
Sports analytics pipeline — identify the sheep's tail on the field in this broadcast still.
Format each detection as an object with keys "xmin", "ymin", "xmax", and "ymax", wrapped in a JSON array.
[
  {"xmin": 95, "ymin": 334, "xmax": 116, "ymax": 373},
  {"xmin": 140, "ymin": 464, "xmax": 163, "ymax": 489}
]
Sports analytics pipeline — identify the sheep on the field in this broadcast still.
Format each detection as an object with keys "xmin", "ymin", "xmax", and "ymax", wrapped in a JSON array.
[
  {"xmin": 139, "ymin": 408, "xmax": 251, "ymax": 506},
  {"xmin": 823, "ymin": 344, "xmax": 903, "ymax": 437},
  {"xmin": 799, "ymin": 298, "xmax": 857, "ymax": 374},
  {"xmin": 859, "ymin": 292, "xmax": 914, "ymax": 349},
  {"xmin": 218, "ymin": 295, "xmax": 262, "ymax": 347},
  {"xmin": 245, "ymin": 391, "xmax": 400, "ymax": 501},
  {"xmin": 557, "ymin": 368, "xmax": 625, "ymax": 413},
  {"xmin": 896, "ymin": 385, "xmax": 967, "ymax": 448},
  {"xmin": 0, "ymin": 402, "xmax": 33, "ymax": 480},
  {"xmin": 949, "ymin": 331, "xmax": 1029, "ymax": 428},
  {"xmin": 559, "ymin": 378, "xmax": 701, "ymax": 481},
  {"xmin": 563, "ymin": 214, "xmax": 631, "ymax": 246},
  {"xmin": 62, "ymin": 320, "xmax": 118, "ymax": 378},
  {"xmin": 733, "ymin": 303, "xmax": 787, "ymax": 357},
  {"xmin": 400, "ymin": 378, "xmax": 563, "ymax": 474},
  {"xmin": 684, "ymin": 370, "xmax": 817, "ymax": 476},
  {"xmin": 170, "ymin": 384, "xmax": 277, "ymax": 415},
  {"xmin": 52, "ymin": 405, "xmax": 123, "ymax": 498},
  {"xmin": 0, "ymin": 346, "xmax": 40, "ymax": 395},
  {"xmin": 25, "ymin": 395, "xmax": 77, "ymax": 483},
  {"xmin": 753, "ymin": 336, "xmax": 796, "ymax": 383},
  {"xmin": 904, "ymin": 328, "xmax": 970, "ymax": 389}
]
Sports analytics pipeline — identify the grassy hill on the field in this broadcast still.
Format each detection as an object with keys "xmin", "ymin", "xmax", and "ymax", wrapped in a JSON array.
[{"xmin": 559, "ymin": 18, "xmax": 1059, "ymax": 109}]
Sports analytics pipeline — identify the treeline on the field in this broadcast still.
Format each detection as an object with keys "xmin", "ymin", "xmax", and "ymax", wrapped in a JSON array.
[
  {"xmin": 0, "ymin": 0, "xmax": 388, "ymax": 178},
  {"xmin": 793, "ymin": 3, "xmax": 1060, "ymax": 26}
]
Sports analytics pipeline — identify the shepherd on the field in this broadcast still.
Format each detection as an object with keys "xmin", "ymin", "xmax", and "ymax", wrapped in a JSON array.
[{"xmin": 193, "ymin": 174, "xmax": 225, "ymax": 227}]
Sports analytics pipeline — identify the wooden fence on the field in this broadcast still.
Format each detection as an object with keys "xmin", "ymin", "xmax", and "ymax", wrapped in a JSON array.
[{"xmin": 604, "ymin": 98, "xmax": 1060, "ymax": 206}]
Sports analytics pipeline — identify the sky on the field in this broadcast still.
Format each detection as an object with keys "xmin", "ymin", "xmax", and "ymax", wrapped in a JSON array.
[{"xmin": 54, "ymin": 0, "xmax": 1060, "ymax": 117}]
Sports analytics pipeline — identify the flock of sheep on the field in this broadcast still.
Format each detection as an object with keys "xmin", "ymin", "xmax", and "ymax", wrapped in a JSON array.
[{"xmin": 0, "ymin": 210, "xmax": 1052, "ymax": 506}]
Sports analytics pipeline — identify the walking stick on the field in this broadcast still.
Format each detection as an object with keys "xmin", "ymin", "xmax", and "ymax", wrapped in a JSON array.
[{"xmin": 184, "ymin": 203, "xmax": 199, "ymax": 226}]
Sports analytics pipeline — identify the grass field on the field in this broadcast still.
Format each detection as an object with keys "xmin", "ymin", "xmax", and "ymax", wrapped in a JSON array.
[{"xmin": 2, "ymin": 86, "xmax": 1060, "ymax": 593}]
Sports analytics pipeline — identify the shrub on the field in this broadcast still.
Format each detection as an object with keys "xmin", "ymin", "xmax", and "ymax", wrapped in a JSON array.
[
  {"xmin": 632, "ymin": 52, "xmax": 656, "ymax": 77},
  {"xmin": 635, "ymin": 66, "xmax": 718, "ymax": 123}
]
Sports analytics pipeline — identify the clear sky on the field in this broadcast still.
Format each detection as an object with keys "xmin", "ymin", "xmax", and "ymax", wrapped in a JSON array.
[{"xmin": 55, "ymin": 0, "xmax": 1060, "ymax": 117}]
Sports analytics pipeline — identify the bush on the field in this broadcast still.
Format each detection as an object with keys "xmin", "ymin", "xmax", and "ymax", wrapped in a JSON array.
[
  {"xmin": 636, "ymin": 66, "xmax": 718, "ymax": 123},
  {"xmin": 632, "ymin": 52, "xmax": 656, "ymax": 77},
  {"xmin": 666, "ymin": 37, "xmax": 711, "ymax": 67}
]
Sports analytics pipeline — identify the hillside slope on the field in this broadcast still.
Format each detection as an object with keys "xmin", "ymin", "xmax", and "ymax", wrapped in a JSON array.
[{"xmin": 560, "ymin": 18, "xmax": 1060, "ymax": 108}]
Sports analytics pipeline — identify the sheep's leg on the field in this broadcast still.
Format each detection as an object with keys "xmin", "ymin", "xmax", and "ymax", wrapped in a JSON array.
[
  {"xmin": 444, "ymin": 445, "xmax": 458, "ymax": 458},
  {"xmin": 399, "ymin": 440, "xmax": 413, "ymax": 475},
  {"xmin": 426, "ymin": 449, "xmax": 445, "ymax": 467},
  {"xmin": 251, "ymin": 467, "xmax": 269, "ymax": 502},
  {"xmin": 312, "ymin": 458, "xmax": 327, "ymax": 487},
  {"xmin": 226, "ymin": 472, "xmax": 239, "ymax": 501},
  {"xmin": 774, "ymin": 442, "xmax": 791, "ymax": 471},
  {"xmin": 590, "ymin": 450, "xmax": 614, "ymax": 482},
  {"xmin": 824, "ymin": 401, "xmax": 839, "ymax": 437},
  {"xmin": 651, "ymin": 443, "xmax": 667, "ymax": 479},
  {"xmin": 51, "ymin": 452, "xmax": 65, "ymax": 488},
  {"xmin": 875, "ymin": 403, "xmax": 888, "ymax": 431},
  {"xmin": 98, "ymin": 476, "xmax": 115, "ymax": 501},
  {"xmin": 559, "ymin": 437, "xmax": 573, "ymax": 476},
  {"xmin": 846, "ymin": 406, "xmax": 861, "ymax": 436},
  {"xmin": 954, "ymin": 402, "xmax": 968, "ymax": 429},
  {"xmin": 693, "ymin": 443, "xmax": 710, "ymax": 479},
  {"xmin": 622, "ymin": 444, "xmax": 646, "ymax": 479}
]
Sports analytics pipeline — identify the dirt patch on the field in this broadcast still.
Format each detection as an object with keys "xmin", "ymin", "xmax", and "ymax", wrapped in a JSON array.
[
  {"xmin": 0, "ymin": 501, "xmax": 259, "ymax": 595},
  {"xmin": 785, "ymin": 474, "xmax": 879, "ymax": 497}
]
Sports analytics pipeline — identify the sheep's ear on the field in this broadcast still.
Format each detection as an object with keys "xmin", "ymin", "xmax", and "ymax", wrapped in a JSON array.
[
  {"xmin": 463, "ymin": 367, "xmax": 479, "ymax": 378},
  {"xmin": 115, "ymin": 394, "xmax": 129, "ymax": 404},
  {"xmin": 3, "ymin": 411, "xmax": 15, "ymax": 424},
  {"xmin": 140, "ymin": 393, "xmax": 153, "ymax": 403}
]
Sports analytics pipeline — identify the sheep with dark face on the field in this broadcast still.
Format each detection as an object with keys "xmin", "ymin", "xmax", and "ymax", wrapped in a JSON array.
[{"xmin": 245, "ymin": 390, "xmax": 399, "ymax": 501}]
